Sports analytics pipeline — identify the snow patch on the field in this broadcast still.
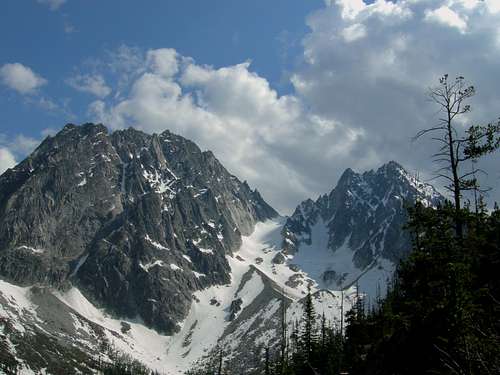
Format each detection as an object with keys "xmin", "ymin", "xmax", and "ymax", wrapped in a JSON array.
[
  {"xmin": 197, "ymin": 247, "xmax": 214, "ymax": 255},
  {"xmin": 169, "ymin": 264, "xmax": 182, "ymax": 271},
  {"xmin": 145, "ymin": 234, "xmax": 169, "ymax": 251},
  {"xmin": 139, "ymin": 260, "xmax": 165, "ymax": 272},
  {"xmin": 16, "ymin": 245, "xmax": 44, "ymax": 254},
  {"xmin": 77, "ymin": 177, "xmax": 87, "ymax": 187}
]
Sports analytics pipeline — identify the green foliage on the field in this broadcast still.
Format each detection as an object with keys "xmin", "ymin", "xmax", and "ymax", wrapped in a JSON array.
[
  {"xmin": 300, "ymin": 288, "xmax": 318, "ymax": 360},
  {"xmin": 344, "ymin": 203, "xmax": 500, "ymax": 375},
  {"xmin": 102, "ymin": 76, "xmax": 500, "ymax": 375},
  {"xmin": 263, "ymin": 289, "xmax": 344, "ymax": 375},
  {"xmin": 465, "ymin": 121, "xmax": 500, "ymax": 160},
  {"xmin": 262, "ymin": 201, "xmax": 500, "ymax": 375}
]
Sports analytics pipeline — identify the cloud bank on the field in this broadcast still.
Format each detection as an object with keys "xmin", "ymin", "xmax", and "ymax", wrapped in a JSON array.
[
  {"xmin": 89, "ymin": 47, "xmax": 363, "ymax": 212},
  {"xmin": 0, "ymin": 133, "xmax": 42, "ymax": 174},
  {"xmin": 70, "ymin": 0, "xmax": 500, "ymax": 211},
  {"xmin": 292, "ymin": 0, "xmax": 500, "ymax": 205},
  {"xmin": 0, "ymin": 1, "xmax": 497, "ymax": 212}
]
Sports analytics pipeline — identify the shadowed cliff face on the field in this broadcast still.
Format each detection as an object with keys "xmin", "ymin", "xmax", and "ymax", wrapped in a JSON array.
[{"xmin": 0, "ymin": 123, "xmax": 277, "ymax": 334}]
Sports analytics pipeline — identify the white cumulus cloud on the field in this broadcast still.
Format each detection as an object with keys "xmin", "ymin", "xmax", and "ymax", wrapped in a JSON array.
[
  {"xmin": 83, "ymin": 0, "xmax": 500, "ymax": 211},
  {"xmin": 0, "ymin": 133, "xmax": 44, "ymax": 175},
  {"xmin": 425, "ymin": 6, "xmax": 468, "ymax": 32},
  {"xmin": 0, "ymin": 63, "xmax": 47, "ymax": 95},
  {"xmin": 66, "ymin": 74, "xmax": 111, "ymax": 98},
  {"xmin": 88, "ymin": 48, "xmax": 361, "ymax": 212},
  {"xmin": 341, "ymin": 23, "xmax": 367, "ymax": 42},
  {"xmin": 146, "ymin": 49, "xmax": 179, "ymax": 78},
  {"xmin": 0, "ymin": 148, "xmax": 16, "ymax": 175},
  {"xmin": 293, "ymin": 0, "xmax": 500, "ymax": 204}
]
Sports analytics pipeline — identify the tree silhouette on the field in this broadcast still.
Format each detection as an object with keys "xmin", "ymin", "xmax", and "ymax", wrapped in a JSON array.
[{"xmin": 414, "ymin": 74, "xmax": 499, "ymax": 237}]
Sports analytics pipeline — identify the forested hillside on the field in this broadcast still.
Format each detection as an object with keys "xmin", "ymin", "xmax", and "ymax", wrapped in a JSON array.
[{"xmin": 252, "ymin": 203, "xmax": 500, "ymax": 375}]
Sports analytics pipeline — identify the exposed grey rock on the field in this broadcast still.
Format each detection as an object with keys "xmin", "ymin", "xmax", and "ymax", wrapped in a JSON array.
[
  {"xmin": 0, "ymin": 123, "xmax": 277, "ymax": 334},
  {"xmin": 285, "ymin": 273, "xmax": 304, "ymax": 289},
  {"xmin": 228, "ymin": 298, "xmax": 243, "ymax": 321},
  {"xmin": 120, "ymin": 321, "xmax": 131, "ymax": 334},
  {"xmin": 0, "ymin": 285, "xmax": 106, "ymax": 374},
  {"xmin": 283, "ymin": 161, "xmax": 443, "ymax": 290},
  {"xmin": 0, "ymin": 124, "xmax": 445, "ymax": 374},
  {"xmin": 288, "ymin": 264, "xmax": 300, "ymax": 272},
  {"xmin": 272, "ymin": 252, "xmax": 286, "ymax": 264},
  {"xmin": 198, "ymin": 266, "xmax": 292, "ymax": 375},
  {"xmin": 322, "ymin": 270, "xmax": 346, "ymax": 285}
]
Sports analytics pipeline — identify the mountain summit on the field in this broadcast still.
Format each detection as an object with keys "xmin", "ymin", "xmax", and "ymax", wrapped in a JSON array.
[
  {"xmin": 0, "ymin": 123, "xmax": 277, "ymax": 334},
  {"xmin": 281, "ymin": 161, "xmax": 442, "ymax": 297}
]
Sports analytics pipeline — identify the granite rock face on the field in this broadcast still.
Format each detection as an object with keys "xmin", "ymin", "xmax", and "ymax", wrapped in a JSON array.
[
  {"xmin": 0, "ymin": 123, "xmax": 277, "ymax": 334},
  {"xmin": 281, "ymin": 161, "xmax": 443, "ymax": 292}
]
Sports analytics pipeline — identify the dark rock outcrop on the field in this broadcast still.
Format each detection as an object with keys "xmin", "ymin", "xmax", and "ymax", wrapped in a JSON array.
[
  {"xmin": 0, "ymin": 123, "xmax": 277, "ymax": 334},
  {"xmin": 282, "ymin": 161, "xmax": 443, "ymax": 284}
]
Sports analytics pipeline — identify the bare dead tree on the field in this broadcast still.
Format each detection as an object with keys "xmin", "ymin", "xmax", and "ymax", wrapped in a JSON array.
[{"xmin": 414, "ymin": 74, "xmax": 500, "ymax": 237}]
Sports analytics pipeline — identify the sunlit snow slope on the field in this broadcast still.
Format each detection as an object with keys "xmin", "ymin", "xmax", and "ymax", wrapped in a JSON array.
[{"xmin": 0, "ymin": 218, "xmax": 355, "ymax": 375}]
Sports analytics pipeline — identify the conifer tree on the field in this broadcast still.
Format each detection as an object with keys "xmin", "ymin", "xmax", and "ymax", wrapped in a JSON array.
[
  {"xmin": 320, "ymin": 312, "xmax": 326, "ymax": 352},
  {"xmin": 264, "ymin": 346, "xmax": 271, "ymax": 375},
  {"xmin": 300, "ymin": 287, "xmax": 317, "ymax": 360},
  {"xmin": 279, "ymin": 293, "xmax": 289, "ymax": 373},
  {"xmin": 217, "ymin": 348, "xmax": 224, "ymax": 375}
]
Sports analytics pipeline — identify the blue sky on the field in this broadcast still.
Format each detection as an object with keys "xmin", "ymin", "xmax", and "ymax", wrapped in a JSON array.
[
  {"xmin": 0, "ymin": 0, "xmax": 321, "ymax": 138},
  {"xmin": 1, "ymin": 0, "xmax": 499, "ymax": 212}
]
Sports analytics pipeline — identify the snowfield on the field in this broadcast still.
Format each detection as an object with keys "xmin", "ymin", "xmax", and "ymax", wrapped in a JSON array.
[
  {"xmin": 292, "ymin": 219, "xmax": 395, "ymax": 300},
  {"xmin": 0, "ymin": 218, "xmax": 356, "ymax": 375}
]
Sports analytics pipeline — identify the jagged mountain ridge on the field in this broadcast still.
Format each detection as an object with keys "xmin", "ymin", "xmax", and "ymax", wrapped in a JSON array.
[
  {"xmin": 0, "ymin": 123, "xmax": 277, "ymax": 334},
  {"xmin": 280, "ymin": 161, "xmax": 443, "ymax": 296},
  {"xmin": 0, "ymin": 126, "xmax": 443, "ymax": 374}
]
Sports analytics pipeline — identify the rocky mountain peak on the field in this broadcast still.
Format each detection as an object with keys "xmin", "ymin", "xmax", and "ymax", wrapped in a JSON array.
[
  {"xmin": 281, "ymin": 162, "xmax": 443, "ymax": 297},
  {"xmin": 379, "ymin": 160, "xmax": 404, "ymax": 172},
  {"xmin": 336, "ymin": 167, "xmax": 357, "ymax": 186},
  {"xmin": 0, "ymin": 123, "xmax": 277, "ymax": 334}
]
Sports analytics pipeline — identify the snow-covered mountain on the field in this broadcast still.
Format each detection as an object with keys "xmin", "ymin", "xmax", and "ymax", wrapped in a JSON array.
[
  {"xmin": 0, "ymin": 125, "xmax": 440, "ymax": 374},
  {"xmin": 0, "ymin": 123, "xmax": 352, "ymax": 374},
  {"xmin": 0, "ymin": 219, "xmax": 354, "ymax": 374},
  {"xmin": 0, "ymin": 123, "xmax": 277, "ymax": 336},
  {"xmin": 280, "ymin": 161, "xmax": 442, "ymax": 299}
]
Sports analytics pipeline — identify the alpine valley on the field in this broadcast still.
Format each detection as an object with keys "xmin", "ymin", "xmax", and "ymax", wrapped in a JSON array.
[{"xmin": 0, "ymin": 123, "xmax": 442, "ymax": 374}]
